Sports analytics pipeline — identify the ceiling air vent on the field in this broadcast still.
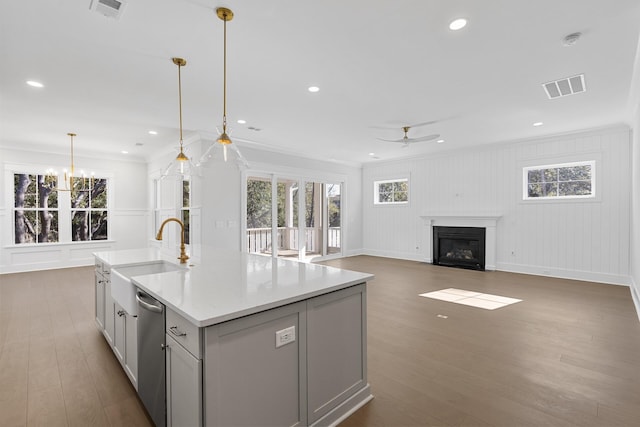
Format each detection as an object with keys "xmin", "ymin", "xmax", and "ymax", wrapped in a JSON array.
[
  {"xmin": 89, "ymin": 0, "xmax": 126, "ymax": 20},
  {"xmin": 542, "ymin": 74, "xmax": 586, "ymax": 99}
]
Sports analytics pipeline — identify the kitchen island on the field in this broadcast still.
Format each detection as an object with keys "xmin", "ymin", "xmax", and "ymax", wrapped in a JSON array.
[{"xmin": 94, "ymin": 248, "xmax": 374, "ymax": 427}]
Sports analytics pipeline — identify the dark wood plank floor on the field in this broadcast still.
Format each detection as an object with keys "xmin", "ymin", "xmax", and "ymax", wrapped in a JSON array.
[
  {"xmin": 1, "ymin": 257, "xmax": 639, "ymax": 426},
  {"xmin": 321, "ymin": 256, "xmax": 640, "ymax": 427}
]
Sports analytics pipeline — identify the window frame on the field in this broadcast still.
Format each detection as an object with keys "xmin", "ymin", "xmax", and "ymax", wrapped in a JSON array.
[
  {"xmin": 522, "ymin": 160, "xmax": 596, "ymax": 201},
  {"xmin": 10, "ymin": 168, "xmax": 111, "ymax": 246},
  {"xmin": 373, "ymin": 178, "xmax": 409, "ymax": 205},
  {"xmin": 70, "ymin": 176, "xmax": 109, "ymax": 242}
]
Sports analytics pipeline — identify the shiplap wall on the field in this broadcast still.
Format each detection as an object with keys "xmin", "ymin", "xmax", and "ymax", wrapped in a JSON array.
[{"xmin": 363, "ymin": 126, "xmax": 631, "ymax": 285}]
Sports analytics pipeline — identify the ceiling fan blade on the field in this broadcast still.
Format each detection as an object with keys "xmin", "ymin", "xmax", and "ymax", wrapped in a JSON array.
[
  {"xmin": 406, "ymin": 133, "xmax": 440, "ymax": 142},
  {"xmin": 376, "ymin": 137, "xmax": 407, "ymax": 143},
  {"xmin": 408, "ymin": 120, "xmax": 438, "ymax": 128}
]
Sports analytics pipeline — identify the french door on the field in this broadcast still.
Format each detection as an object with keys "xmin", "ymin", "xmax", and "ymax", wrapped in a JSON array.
[{"xmin": 245, "ymin": 175, "xmax": 341, "ymax": 260}]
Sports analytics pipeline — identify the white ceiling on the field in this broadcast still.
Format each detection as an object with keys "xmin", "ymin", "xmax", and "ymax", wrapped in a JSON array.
[{"xmin": 2, "ymin": 0, "xmax": 640, "ymax": 165}]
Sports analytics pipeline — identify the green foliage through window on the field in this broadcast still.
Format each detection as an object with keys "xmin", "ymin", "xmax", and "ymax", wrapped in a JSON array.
[
  {"xmin": 14, "ymin": 174, "xmax": 59, "ymax": 243},
  {"xmin": 71, "ymin": 177, "xmax": 108, "ymax": 241},
  {"xmin": 524, "ymin": 161, "xmax": 594, "ymax": 199},
  {"xmin": 374, "ymin": 179, "xmax": 408, "ymax": 204}
]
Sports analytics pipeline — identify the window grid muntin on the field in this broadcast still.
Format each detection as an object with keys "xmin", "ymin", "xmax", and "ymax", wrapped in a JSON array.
[
  {"xmin": 523, "ymin": 161, "xmax": 595, "ymax": 200},
  {"xmin": 374, "ymin": 178, "xmax": 409, "ymax": 205}
]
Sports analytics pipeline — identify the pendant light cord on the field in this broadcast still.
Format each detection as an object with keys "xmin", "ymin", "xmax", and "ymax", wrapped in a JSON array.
[
  {"xmin": 178, "ymin": 62, "xmax": 184, "ymax": 148},
  {"xmin": 222, "ymin": 11, "xmax": 228, "ymax": 133}
]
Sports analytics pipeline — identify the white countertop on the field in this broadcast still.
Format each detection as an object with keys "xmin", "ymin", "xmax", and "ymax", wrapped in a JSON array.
[{"xmin": 95, "ymin": 249, "xmax": 373, "ymax": 328}]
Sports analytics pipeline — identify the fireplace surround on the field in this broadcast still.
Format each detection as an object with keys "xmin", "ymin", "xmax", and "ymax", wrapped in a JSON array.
[
  {"xmin": 433, "ymin": 226, "xmax": 486, "ymax": 270},
  {"xmin": 420, "ymin": 215, "xmax": 501, "ymax": 271}
]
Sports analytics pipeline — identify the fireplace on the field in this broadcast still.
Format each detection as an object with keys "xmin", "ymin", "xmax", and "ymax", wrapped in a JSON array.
[{"xmin": 433, "ymin": 226, "xmax": 486, "ymax": 271}]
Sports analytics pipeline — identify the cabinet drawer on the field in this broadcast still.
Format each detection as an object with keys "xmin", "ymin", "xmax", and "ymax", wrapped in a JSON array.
[{"xmin": 166, "ymin": 308, "xmax": 201, "ymax": 358}]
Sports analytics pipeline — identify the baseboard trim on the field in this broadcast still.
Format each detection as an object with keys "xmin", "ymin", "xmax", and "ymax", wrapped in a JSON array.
[
  {"xmin": 630, "ymin": 277, "xmax": 640, "ymax": 322},
  {"xmin": 497, "ymin": 262, "xmax": 630, "ymax": 286},
  {"xmin": 311, "ymin": 384, "xmax": 373, "ymax": 427}
]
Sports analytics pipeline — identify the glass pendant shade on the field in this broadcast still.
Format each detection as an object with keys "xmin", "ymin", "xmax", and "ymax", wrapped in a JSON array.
[
  {"xmin": 199, "ymin": 7, "xmax": 248, "ymax": 170},
  {"xmin": 160, "ymin": 57, "xmax": 199, "ymax": 180},
  {"xmin": 198, "ymin": 137, "xmax": 248, "ymax": 169},
  {"xmin": 161, "ymin": 147, "xmax": 199, "ymax": 180}
]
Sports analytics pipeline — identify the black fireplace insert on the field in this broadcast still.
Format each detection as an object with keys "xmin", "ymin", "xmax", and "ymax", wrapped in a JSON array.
[{"xmin": 433, "ymin": 226, "xmax": 486, "ymax": 271}]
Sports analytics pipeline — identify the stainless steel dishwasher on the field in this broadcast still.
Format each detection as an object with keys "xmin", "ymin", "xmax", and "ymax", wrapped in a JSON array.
[{"xmin": 136, "ymin": 289, "xmax": 166, "ymax": 427}]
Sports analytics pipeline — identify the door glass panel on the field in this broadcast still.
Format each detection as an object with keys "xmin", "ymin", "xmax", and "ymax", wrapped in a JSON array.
[
  {"xmin": 246, "ymin": 177, "xmax": 272, "ymax": 254},
  {"xmin": 305, "ymin": 182, "xmax": 322, "ymax": 257},
  {"xmin": 277, "ymin": 179, "xmax": 299, "ymax": 258},
  {"xmin": 326, "ymin": 183, "xmax": 341, "ymax": 255}
]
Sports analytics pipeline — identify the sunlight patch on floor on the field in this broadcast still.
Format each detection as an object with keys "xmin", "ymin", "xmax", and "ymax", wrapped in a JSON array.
[{"xmin": 419, "ymin": 288, "xmax": 522, "ymax": 310}]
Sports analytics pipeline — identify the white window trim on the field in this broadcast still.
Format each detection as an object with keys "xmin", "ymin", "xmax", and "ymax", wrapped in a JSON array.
[
  {"xmin": 522, "ymin": 160, "xmax": 596, "ymax": 201},
  {"xmin": 6, "ymin": 164, "xmax": 113, "ymax": 246},
  {"xmin": 373, "ymin": 178, "xmax": 409, "ymax": 205}
]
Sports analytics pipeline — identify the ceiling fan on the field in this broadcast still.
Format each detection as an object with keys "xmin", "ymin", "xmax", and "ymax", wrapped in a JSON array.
[{"xmin": 376, "ymin": 121, "xmax": 440, "ymax": 147}]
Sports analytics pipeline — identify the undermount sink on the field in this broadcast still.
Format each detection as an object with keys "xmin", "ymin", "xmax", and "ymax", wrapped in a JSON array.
[{"xmin": 111, "ymin": 261, "xmax": 184, "ymax": 316}]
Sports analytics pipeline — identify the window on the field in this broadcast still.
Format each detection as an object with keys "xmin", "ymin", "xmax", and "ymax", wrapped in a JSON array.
[
  {"xmin": 13, "ymin": 172, "xmax": 109, "ymax": 244},
  {"xmin": 181, "ymin": 179, "xmax": 190, "ymax": 245},
  {"xmin": 523, "ymin": 161, "xmax": 594, "ymax": 200},
  {"xmin": 374, "ymin": 179, "xmax": 408, "ymax": 205},
  {"xmin": 14, "ymin": 174, "xmax": 59, "ymax": 243},
  {"xmin": 71, "ymin": 177, "xmax": 108, "ymax": 241}
]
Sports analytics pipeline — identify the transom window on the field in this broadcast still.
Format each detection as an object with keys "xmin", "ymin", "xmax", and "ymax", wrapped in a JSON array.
[
  {"xmin": 374, "ymin": 179, "xmax": 409, "ymax": 205},
  {"xmin": 523, "ymin": 161, "xmax": 595, "ymax": 200}
]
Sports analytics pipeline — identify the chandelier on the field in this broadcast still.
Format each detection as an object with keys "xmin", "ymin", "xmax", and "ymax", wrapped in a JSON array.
[{"xmin": 45, "ymin": 132, "xmax": 94, "ymax": 191}]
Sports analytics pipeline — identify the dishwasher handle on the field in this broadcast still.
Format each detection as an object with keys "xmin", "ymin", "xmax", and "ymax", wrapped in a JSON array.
[{"xmin": 136, "ymin": 290, "xmax": 163, "ymax": 314}]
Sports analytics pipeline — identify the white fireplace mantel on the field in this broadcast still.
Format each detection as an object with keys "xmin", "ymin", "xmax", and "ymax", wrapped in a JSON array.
[{"xmin": 420, "ymin": 214, "xmax": 502, "ymax": 271}]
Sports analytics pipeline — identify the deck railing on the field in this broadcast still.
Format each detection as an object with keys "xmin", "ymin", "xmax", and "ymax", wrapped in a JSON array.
[{"xmin": 247, "ymin": 227, "xmax": 340, "ymax": 254}]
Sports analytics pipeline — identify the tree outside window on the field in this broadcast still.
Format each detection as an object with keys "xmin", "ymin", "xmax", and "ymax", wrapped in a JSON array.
[
  {"xmin": 14, "ymin": 174, "xmax": 59, "ymax": 243},
  {"xmin": 524, "ymin": 161, "xmax": 594, "ymax": 199},
  {"xmin": 181, "ymin": 179, "xmax": 190, "ymax": 245},
  {"xmin": 71, "ymin": 177, "xmax": 108, "ymax": 241},
  {"xmin": 374, "ymin": 179, "xmax": 408, "ymax": 204}
]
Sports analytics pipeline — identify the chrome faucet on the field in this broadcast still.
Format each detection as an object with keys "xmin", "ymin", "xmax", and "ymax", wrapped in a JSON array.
[{"xmin": 156, "ymin": 217, "xmax": 189, "ymax": 264}]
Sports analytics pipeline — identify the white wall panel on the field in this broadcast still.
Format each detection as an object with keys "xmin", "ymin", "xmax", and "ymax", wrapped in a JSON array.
[{"xmin": 363, "ymin": 126, "xmax": 631, "ymax": 285}]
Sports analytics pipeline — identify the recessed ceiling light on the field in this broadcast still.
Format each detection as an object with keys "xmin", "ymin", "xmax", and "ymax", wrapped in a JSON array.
[
  {"xmin": 237, "ymin": 119, "xmax": 246, "ymax": 124},
  {"xmin": 437, "ymin": 139, "xmax": 444, "ymax": 143},
  {"xmin": 121, "ymin": 150, "xmax": 129, "ymax": 154},
  {"xmin": 308, "ymin": 86, "xmax": 320, "ymax": 93},
  {"xmin": 369, "ymin": 152, "xmax": 375, "ymax": 156},
  {"xmin": 533, "ymin": 122, "xmax": 544, "ymax": 127},
  {"xmin": 26, "ymin": 80, "xmax": 44, "ymax": 88},
  {"xmin": 148, "ymin": 130, "xmax": 158, "ymax": 135},
  {"xmin": 449, "ymin": 18, "xmax": 467, "ymax": 31}
]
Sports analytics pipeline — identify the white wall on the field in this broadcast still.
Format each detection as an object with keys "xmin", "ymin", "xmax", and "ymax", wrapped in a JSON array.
[
  {"xmin": 362, "ymin": 126, "xmax": 631, "ymax": 285},
  {"xmin": 1, "ymin": 147, "xmax": 148, "ymax": 273},
  {"xmin": 630, "ymin": 107, "xmax": 640, "ymax": 316}
]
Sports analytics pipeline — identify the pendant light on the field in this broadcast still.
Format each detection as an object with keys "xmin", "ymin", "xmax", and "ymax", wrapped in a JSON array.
[
  {"xmin": 45, "ymin": 133, "xmax": 94, "ymax": 191},
  {"xmin": 161, "ymin": 57, "xmax": 198, "ymax": 180},
  {"xmin": 199, "ymin": 7, "xmax": 248, "ymax": 169}
]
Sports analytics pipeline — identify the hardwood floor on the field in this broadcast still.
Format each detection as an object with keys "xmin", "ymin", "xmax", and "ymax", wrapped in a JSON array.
[
  {"xmin": 0, "ymin": 267, "xmax": 151, "ymax": 427},
  {"xmin": 1, "ymin": 257, "xmax": 639, "ymax": 426},
  {"xmin": 321, "ymin": 256, "xmax": 640, "ymax": 427}
]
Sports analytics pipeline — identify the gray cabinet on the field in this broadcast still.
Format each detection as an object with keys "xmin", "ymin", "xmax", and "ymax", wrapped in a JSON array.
[
  {"xmin": 95, "ymin": 262, "xmax": 106, "ymax": 330},
  {"xmin": 94, "ymin": 258, "xmax": 138, "ymax": 390},
  {"xmin": 307, "ymin": 284, "xmax": 367, "ymax": 424},
  {"xmin": 124, "ymin": 313, "xmax": 138, "ymax": 388},
  {"xmin": 204, "ymin": 301, "xmax": 307, "ymax": 427},
  {"xmin": 114, "ymin": 303, "xmax": 126, "ymax": 363},
  {"xmin": 166, "ymin": 334, "xmax": 202, "ymax": 427},
  {"xmin": 103, "ymin": 274, "xmax": 115, "ymax": 347}
]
